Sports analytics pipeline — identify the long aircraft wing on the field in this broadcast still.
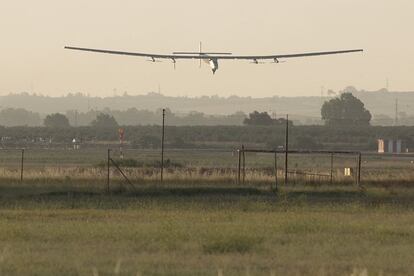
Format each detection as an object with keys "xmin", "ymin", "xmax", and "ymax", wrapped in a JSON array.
[{"xmin": 64, "ymin": 46, "xmax": 363, "ymax": 61}]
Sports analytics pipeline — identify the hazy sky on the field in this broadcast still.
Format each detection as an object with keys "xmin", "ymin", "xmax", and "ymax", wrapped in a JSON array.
[{"xmin": 1, "ymin": 1, "xmax": 414, "ymax": 97}]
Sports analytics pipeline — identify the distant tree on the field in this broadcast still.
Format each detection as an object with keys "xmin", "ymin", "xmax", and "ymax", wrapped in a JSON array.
[
  {"xmin": 227, "ymin": 111, "xmax": 247, "ymax": 125},
  {"xmin": 243, "ymin": 111, "xmax": 274, "ymax": 125},
  {"xmin": 243, "ymin": 111, "xmax": 292, "ymax": 126},
  {"xmin": 43, "ymin": 113, "xmax": 70, "ymax": 128},
  {"xmin": 321, "ymin": 93, "xmax": 371, "ymax": 126},
  {"xmin": 341, "ymin": 86, "xmax": 358, "ymax": 94},
  {"xmin": 91, "ymin": 113, "xmax": 119, "ymax": 128},
  {"xmin": 0, "ymin": 108, "xmax": 41, "ymax": 127}
]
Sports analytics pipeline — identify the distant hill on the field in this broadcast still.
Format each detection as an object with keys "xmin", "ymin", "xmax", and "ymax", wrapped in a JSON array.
[{"xmin": 1, "ymin": 86, "xmax": 413, "ymax": 126}]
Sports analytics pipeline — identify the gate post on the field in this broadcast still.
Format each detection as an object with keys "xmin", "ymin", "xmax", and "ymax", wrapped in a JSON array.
[
  {"xmin": 20, "ymin": 149, "xmax": 24, "ymax": 183},
  {"xmin": 107, "ymin": 149, "xmax": 111, "ymax": 193}
]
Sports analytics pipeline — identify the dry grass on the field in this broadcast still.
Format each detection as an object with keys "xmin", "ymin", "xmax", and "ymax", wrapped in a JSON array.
[
  {"xmin": 1, "ymin": 164, "xmax": 413, "ymax": 190},
  {"xmin": 1, "ymin": 148, "xmax": 414, "ymax": 187}
]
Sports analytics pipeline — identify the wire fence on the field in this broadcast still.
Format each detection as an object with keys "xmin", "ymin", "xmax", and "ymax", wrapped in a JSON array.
[
  {"xmin": 1, "ymin": 147, "xmax": 414, "ymax": 193},
  {"xmin": 236, "ymin": 148, "xmax": 362, "ymax": 191}
]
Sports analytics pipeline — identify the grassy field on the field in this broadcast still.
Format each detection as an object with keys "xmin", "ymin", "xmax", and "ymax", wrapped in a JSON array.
[
  {"xmin": 1, "ymin": 147, "xmax": 413, "ymax": 168},
  {"xmin": 1, "ymin": 182, "xmax": 414, "ymax": 275},
  {"xmin": 1, "ymin": 148, "xmax": 414, "ymax": 275}
]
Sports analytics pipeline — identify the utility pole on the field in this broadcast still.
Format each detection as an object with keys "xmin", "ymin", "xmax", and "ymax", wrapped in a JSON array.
[
  {"xmin": 395, "ymin": 98, "xmax": 399, "ymax": 126},
  {"xmin": 237, "ymin": 149, "xmax": 241, "ymax": 184},
  {"xmin": 285, "ymin": 114, "xmax": 289, "ymax": 185},
  {"xmin": 242, "ymin": 144, "xmax": 246, "ymax": 184},
  {"xmin": 161, "ymin": 108, "xmax": 166, "ymax": 182},
  {"xmin": 237, "ymin": 148, "xmax": 241, "ymax": 184}
]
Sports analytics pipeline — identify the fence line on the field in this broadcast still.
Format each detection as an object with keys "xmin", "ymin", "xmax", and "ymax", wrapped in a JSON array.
[
  {"xmin": 237, "ymin": 148, "xmax": 362, "ymax": 189},
  {"xmin": 1, "ymin": 147, "xmax": 413, "ymax": 193}
]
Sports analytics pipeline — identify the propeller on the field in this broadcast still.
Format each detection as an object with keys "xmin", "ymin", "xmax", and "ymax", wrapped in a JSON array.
[
  {"xmin": 272, "ymin": 58, "xmax": 286, "ymax": 64},
  {"xmin": 250, "ymin": 59, "xmax": 265, "ymax": 64},
  {"xmin": 147, "ymin": 57, "xmax": 162, "ymax": 63}
]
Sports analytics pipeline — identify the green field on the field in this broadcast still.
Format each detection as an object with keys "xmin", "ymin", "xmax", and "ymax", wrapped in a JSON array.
[
  {"xmin": 0, "ymin": 182, "xmax": 414, "ymax": 275},
  {"xmin": 1, "ymin": 148, "xmax": 414, "ymax": 275}
]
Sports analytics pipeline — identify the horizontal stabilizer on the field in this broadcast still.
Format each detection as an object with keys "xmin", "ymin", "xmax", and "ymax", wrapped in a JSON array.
[{"xmin": 173, "ymin": 52, "xmax": 233, "ymax": 55}]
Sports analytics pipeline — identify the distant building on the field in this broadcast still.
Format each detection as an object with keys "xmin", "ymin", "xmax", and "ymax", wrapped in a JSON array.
[{"xmin": 378, "ymin": 139, "xmax": 406, "ymax": 153}]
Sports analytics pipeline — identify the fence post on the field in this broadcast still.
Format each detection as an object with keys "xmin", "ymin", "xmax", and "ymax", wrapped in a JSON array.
[
  {"xmin": 242, "ymin": 145, "xmax": 246, "ymax": 184},
  {"xmin": 161, "ymin": 108, "xmax": 165, "ymax": 182},
  {"xmin": 20, "ymin": 149, "xmax": 24, "ymax": 183},
  {"xmin": 237, "ymin": 148, "xmax": 241, "ymax": 184},
  {"xmin": 274, "ymin": 151, "xmax": 278, "ymax": 192},
  {"xmin": 357, "ymin": 152, "xmax": 362, "ymax": 188},
  {"xmin": 284, "ymin": 114, "xmax": 289, "ymax": 185},
  {"xmin": 107, "ymin": 149, "xmax": 111, "ymax": 193},
  {"xmin": 330, "ymin": 152, "xmax": 334, "ymax": 185}
]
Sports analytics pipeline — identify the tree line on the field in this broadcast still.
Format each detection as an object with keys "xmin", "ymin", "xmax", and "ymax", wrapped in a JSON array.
[
  {"xmin": 0, "ymin": 93, "xmax": 374, "ymax": 127},
  {"xmin": 0, "ymin": 108, "xmax": 247, "ymax": 127},
  {"xmin": 2, "ymin": 92, "xmax": 414, "ymax": 127},
  {"xmin": 1, "ymin": 93, "xmax": 413, "ymax": 151},
  {"xmin": 1, "ymin": 124, "xmax": 413, "ymax": 151},
  {"xmin": 2, "ymin": 88, "xmax": 414, "ymax": 124}
]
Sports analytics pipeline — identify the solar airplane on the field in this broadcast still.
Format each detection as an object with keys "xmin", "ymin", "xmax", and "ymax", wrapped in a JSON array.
[{"xmin": 65, "ymin": 43, "xmax": 363, "ymax": 74}]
